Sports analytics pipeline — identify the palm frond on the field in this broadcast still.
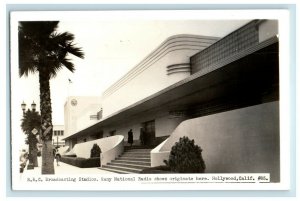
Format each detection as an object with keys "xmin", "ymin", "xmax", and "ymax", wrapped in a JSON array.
[
  {"xmin": 60, "ymin": 58, "xmax": 75, "ymax": 72},
  {"xmin": 51, "ymin": 32, "xmax": 75, "ymax": 43},
  {"xmin": 19, "ymin": 64, "xmax": 38, "ymax": 77},
  {"xmin": 19, "ymin": 21, "xmax": 59, "ymax": 40},
  {"xmin": 65, "ymin": 43, "xmax": 85, "ymax": 59},
  {"xmin": 50, "ymin": 31, "xmax": 85, "ymax": 59},
  {"xmin": 18, "ymin": 21, "xmax": 84, "ymax": 78}
]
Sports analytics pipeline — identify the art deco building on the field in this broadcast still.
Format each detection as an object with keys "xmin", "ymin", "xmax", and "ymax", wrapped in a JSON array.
[{"xmin": 63, "ymin": 20, "xmax": 279, "ymax": 181}]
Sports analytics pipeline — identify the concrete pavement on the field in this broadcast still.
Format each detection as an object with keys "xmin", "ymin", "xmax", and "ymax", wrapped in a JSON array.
[{"xmin": 21, "ymin": 156, "xmax": 115, "ymax": 180}]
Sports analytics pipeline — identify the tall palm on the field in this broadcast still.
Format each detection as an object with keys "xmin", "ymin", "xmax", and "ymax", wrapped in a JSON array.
[{"xmin": 19, "ymin": 21, "xmax": 84, "ymax": 174}]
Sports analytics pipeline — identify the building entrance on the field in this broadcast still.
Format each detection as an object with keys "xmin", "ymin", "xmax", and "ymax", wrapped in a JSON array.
[{"xmin": 142, "ymin": 120, "xmax": 156, "ymax": 146}]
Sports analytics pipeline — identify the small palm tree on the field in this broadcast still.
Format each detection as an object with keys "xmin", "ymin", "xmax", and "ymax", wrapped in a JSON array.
[
  {"xmin": 21, "ymin": 109, "xmax": 41, "ymax": 168},
  {"xmin": 19, "ymin": 21, "xmax": 84, "ymax": 174}
]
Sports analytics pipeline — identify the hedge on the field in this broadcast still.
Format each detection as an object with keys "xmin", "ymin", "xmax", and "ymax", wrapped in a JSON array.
[
  {"xmin": 62, "ymin": 154, "xmax": 76, "ymax": 157},
  {"xmin": 61, "ymin": 156, "xmax": 100, "ymax": 168},
  {"xmin": 140, "ymin": 166, "xmax": 173, "ymax": 174}
]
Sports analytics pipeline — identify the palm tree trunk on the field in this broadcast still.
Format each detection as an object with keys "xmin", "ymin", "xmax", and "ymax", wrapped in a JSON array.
[
  {"xmin": 41, "ymin": 140, "xmax": 54, "ymax": 174},
  {"xmin": 39, "ymin": 70, "xmax": 54, "ymax": 174}
]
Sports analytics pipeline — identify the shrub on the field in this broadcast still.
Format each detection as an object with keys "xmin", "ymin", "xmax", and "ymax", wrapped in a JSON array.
[
  {"xmin": 164, "ymin": 136, "xmax": 206, "ymax": 173},
  {"xmin": 60, "ymin": 156, "xmax": 100, "ymax": 168},
  {"xmin": 90, "ymin": 143, "xmax": 102, "ymax": 158},
  {"xmin": 63, "ymin": 154, "xmax": 77, "ymax": 157}
]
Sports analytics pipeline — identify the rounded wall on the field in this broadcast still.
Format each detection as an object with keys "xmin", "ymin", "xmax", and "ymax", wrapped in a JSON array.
[
  {"xmin": 158, "ymin": 102, "xmax": 280, "ymax": 182},
  {"xmin": 101, "ymin": 49, "xmax": 191, "ymax": 118},
  {"xmin": 69, "ymin": 135, "xmax": 124, "ymax": 159}
]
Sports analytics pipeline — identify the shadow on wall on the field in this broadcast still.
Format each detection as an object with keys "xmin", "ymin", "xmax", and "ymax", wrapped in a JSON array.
[{"xmin": 154, "ymin": 101, "xmax": 280, "ymax": 182}]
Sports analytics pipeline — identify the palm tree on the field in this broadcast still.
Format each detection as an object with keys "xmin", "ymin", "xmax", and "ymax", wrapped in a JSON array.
[{"xmin": 19, "ymin": 21, "xmax": 84, "ymax": 174}]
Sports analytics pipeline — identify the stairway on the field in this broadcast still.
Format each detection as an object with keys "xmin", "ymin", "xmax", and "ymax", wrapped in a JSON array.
[{"xmin": 99, "ymin": 147, "xmax": 152, "ymax": 174}]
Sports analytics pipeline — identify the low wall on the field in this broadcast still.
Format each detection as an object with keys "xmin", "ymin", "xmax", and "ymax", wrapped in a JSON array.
[
  {"xmin": 154, "ymin": 101, "xmax": 280, "ymax": 182},
  {"xmin": 65, "ymin": 135, "xmax": 124, "ymax": 166},
  {"xmin": 151, "ymin": 138, "xmax": 170, "ymax": 167},
  {"xmin": 101, "ymin": 138, "xmax": 124, "ymax": 166}
]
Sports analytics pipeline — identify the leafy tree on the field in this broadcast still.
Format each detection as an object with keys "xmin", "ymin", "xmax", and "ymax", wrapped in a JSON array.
[
  {"xmin": 21, "ymin": 109, "xmax": 41, "ymax": 169},
  {"xmin": 19, "ymin": 21, "xmax": 84, "ymax": 174}
]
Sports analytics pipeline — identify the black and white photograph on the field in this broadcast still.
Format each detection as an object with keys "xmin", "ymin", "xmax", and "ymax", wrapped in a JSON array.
[{"xmin": 9, "ymin": 10, "xmax": 291, "ymax": 191}]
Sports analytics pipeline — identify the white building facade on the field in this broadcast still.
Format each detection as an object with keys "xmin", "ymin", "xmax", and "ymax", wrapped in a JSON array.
[{"xmin": 64, "ymin": 20, "xmax": 280, "ymax": 182}]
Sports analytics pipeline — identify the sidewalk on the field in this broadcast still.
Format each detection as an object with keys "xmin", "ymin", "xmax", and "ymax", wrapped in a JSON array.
[{"xmin": 21, "ymin": 156, "xmax": 115, "ymax": 179}]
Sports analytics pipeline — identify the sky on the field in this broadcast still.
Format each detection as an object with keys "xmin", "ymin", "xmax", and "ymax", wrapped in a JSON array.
[{"xmin": 10, "ymin": 11, "xmax": 252, "ymax": 149}]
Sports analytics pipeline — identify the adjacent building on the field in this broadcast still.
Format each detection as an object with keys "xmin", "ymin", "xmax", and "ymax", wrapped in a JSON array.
[
  {"xmin": 52, "ymin": 125, "xmax": 65, "ymax": 147},
  {"xmin": 64, "ymin": 96, "xmax": 102, "ymax": 148}
]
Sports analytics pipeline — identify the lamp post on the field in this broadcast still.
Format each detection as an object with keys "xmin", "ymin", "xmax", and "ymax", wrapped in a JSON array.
[
  {"xmin": 21, "ymin": 101, "xmax": 39, "ymax": 169},
  {"xmin": 31, "ymin": 101, "xmax": 36, "ymax": 111},
  {"xmin": 21, "ymin": 101, "xmax": 26, "ymax": 115},
  {"xmin": 21, "ymin": 101, "xmax": 36, "ymax": 113}
]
